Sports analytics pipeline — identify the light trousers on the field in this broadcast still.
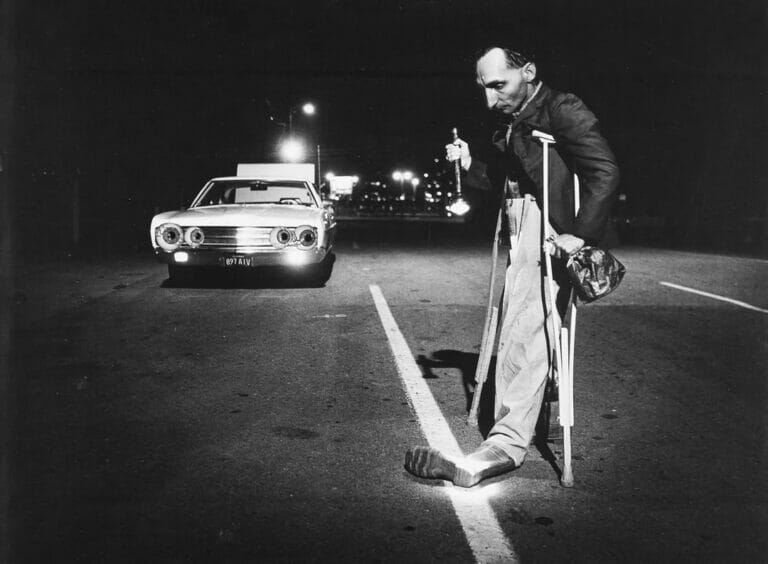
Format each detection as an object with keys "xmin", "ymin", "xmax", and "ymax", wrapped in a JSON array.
[{"xmin": 481, "ymin": 195, "xmax": 564, "ymax": 465}]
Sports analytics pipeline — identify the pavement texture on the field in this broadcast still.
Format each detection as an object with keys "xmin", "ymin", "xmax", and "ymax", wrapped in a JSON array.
[{"xmin": 5, "ymin": 225, "xmax": 768, "ymax": 563}]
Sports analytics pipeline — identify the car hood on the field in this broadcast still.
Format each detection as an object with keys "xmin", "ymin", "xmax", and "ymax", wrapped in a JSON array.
[{"xmin": 153, "ymin": 204, "xmax": 325, "ymax": 227}]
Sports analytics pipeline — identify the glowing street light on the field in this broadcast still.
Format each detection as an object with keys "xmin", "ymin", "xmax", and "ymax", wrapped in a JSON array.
[
  {"xmin": 280, "ymin": 138, "xmax": 306, "ymax": 162},
  {"xmin": 288, "ymin": 102, "xmax": 317, "ymax": 135},
  {"xmin": 325, "ymin": 172, "xmax": 335, "ymax": 181}
]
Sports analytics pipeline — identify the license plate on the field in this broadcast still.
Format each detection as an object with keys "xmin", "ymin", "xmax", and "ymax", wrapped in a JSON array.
[{"xmin": 221, "ymin": 256, "xmax": 254, "ymax": 267}]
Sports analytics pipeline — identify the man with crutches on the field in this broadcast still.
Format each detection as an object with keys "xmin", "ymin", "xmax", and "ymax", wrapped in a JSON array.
[{"xmin": 405, "ymin": 45, "xmax": 619, "ymax": 487}]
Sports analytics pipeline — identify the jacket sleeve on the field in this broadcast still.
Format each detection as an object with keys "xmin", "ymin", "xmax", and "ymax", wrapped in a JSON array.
[
  {"xmin": 550, "ymin": 94, "xmax": 620, "ymax": 245},
  {"xmin": 464, "ymin": 158, "xmax": 494, "ymax": 192}
]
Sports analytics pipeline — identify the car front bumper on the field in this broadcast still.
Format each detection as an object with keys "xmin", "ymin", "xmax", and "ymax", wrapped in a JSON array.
[{"xmin": 154, "ymin": 247, "xmax": 330, "ymax": 268}]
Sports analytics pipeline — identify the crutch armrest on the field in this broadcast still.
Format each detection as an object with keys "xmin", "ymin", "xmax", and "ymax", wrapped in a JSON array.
[{"xmin": 532, "ymin": 130, "xmax": 555, "ymax": 144}]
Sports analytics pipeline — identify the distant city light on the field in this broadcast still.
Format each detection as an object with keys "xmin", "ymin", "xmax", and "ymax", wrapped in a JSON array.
[
  {"xmin": 392, "ymin": 171, "xmax": 402, "ymax": 181},
  {"xmin": 410, "ymin": 178, "xmax": 419, "ymax": 187},
  {"xmin": 302, "ymin": 103, "xmax": 316, "ymax": 115},
  {"xmin": 403, "ymin": 171, "xmax": 413, "ymax": 181}
]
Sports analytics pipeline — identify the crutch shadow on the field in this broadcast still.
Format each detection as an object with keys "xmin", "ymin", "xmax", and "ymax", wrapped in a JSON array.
[
  {"xmin": 533, "ymin": 431, "xmax": 563, "ymax": 480},
  {"xmin": 533, "ymin": 380, "xmax": 566, "ymax": 479},
  {"xmin": 416, "ymin": 349, "xmax": 497, "ymax": 438}
]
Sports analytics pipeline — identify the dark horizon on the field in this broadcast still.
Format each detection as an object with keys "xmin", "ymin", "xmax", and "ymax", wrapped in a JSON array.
[{"xmin": 4, "ymin": 0, "xmax": 767, "ymax": 254}]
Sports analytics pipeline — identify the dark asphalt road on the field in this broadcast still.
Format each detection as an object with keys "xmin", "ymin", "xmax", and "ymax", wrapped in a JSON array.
[{"xmin": 7, "ymin": 223, "xmax": 768, "ymax": 563}]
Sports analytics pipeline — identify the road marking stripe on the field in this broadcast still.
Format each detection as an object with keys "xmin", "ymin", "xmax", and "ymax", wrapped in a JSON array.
[
  {"xmin": 369, "ymin": 284, "xmax": 518, "ymax": 564},
  {"xmin": 659, "ymin": 281, "xmax": 768, "ymax": 314}
]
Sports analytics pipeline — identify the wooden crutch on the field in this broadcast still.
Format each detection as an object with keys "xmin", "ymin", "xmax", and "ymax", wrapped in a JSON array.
[
  {"xmin": 445, "ymin": 126, "xmax": 502, "ymax": 427},
  {"xmin": 532, "ymin": 130, "xmax": 576, "ymax": 487},
  {"xmin": 467, "ymin": 205, "xmax": 502, "ymax": 426}
]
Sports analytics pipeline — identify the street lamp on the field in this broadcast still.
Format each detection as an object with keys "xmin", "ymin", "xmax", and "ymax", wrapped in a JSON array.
[
  {"xmin": 272, "ymin": 101, "xmax": 321, "ymax": 183},
  {"xmin": 288, "ymin": 102, "xmax": 316, "ymax": 136},
  {"xmin": 410, "ymin": 177, "xmax": 420, "ymax": 202},
  {"xmin": 392, "ymin": 170, "xmax": 413, "ymax": 198}
]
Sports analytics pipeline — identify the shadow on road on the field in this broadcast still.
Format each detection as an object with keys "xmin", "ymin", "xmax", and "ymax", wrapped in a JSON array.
[
  {"xmin": 416, "ymin": 349, "xmax": 497, "ymax": 437},
  {"xmin": 417, "ymin": 349, "xmax": 564, "ymax": 477}
]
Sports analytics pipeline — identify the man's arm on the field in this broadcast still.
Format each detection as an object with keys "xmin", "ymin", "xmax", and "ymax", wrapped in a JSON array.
[
  {"xmin": 446, "ymin": 139, "xmax": 495, "ymax": 193},
  {"xmin": 550, "ymin": 94, "xmax": 620, "ymax": 245}
]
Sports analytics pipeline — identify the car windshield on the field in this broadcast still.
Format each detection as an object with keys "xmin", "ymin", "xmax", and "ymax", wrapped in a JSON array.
[{"xmin": 195, "ymin": 180, "xmax": 316, "ymax": 207}]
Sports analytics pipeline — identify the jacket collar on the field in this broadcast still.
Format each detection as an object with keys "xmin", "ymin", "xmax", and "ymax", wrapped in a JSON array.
[
  {"xmin": 492, "ymin": 82, "xmax": 550, "ymax": 151},
  {"xmin": 513, "ymin": 81, "xmax": 548, "ymax": 125}
]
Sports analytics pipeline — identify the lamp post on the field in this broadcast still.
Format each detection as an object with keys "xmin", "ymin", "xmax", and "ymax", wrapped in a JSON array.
[
  {"xmin": 275, "ymin": 102, "xmax": 321, "ymax": 185},
  {"xmin": 410, "ymin": 177, "xmax": 420, "ymax": 202},
  {"xmin": 392, "ymin": 169, "xmax": 413, "ymax": 199},
  {"xmin": 288, "ymin": 102, "xmax": 315, "ymax": 136}
]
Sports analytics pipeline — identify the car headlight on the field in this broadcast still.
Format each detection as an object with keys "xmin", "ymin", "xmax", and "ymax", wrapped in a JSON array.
[
  {"xmin": 156, "ymin": 223, "xmax": 183, "ymax": 252},
  {"xmin": 184, "ymin": 226, "xmax": 204, "ymax": 248},
  {"xmin": 270, "ymin": 227, "xmax": 293, "ymax": 249},
  {"xmin": 295, "ymin": 225, "xmax": 317, "ymax": 249}
]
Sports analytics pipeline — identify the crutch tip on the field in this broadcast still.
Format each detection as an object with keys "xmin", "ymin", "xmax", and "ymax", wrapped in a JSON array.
[{"xmin": 560, "ymin": 466, "xmax": 574, "ymax": 488}]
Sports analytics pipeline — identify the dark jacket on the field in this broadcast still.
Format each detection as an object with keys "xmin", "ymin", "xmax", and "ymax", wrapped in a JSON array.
[{"xmin": 465, "ymin": 83, "xmax": 620, "ymax": 246}]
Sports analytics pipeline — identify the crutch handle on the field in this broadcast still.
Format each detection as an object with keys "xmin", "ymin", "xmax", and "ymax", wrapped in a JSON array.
[{"xmin": 532, "ymin": 130, "xmax": 555, "ymax": 143}]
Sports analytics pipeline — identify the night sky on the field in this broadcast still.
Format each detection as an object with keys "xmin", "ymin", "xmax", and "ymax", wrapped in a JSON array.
[{"xmin": 7, "ymin": 0, "xmax": 768, "ymax": 252}]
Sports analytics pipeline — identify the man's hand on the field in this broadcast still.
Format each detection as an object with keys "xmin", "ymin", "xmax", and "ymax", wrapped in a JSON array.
[
  {"xmin": 543, "ymin": 234, "xmax": 585, "ymax": 259},
  {"xmin": 445, "ymin": 138, "xmax": 472, "ymax": 171}
]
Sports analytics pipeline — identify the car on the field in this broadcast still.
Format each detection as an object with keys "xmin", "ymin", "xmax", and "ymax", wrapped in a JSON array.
[{"xmin": 150, "ymin": 164, "xmax": 336, "ymax": 285}]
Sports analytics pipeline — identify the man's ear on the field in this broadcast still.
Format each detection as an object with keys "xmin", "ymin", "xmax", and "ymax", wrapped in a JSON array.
[{"xmin": 523, "ymin": 62, "xmax": 537, "ymax": 83}]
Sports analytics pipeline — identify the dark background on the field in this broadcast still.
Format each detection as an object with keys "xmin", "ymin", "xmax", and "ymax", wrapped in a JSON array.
[{"xmin": 2, "ymin": 0, "xmax": 767, "ymax": 254}]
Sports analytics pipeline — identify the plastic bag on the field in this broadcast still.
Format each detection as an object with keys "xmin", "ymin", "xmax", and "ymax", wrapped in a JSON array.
[{"xmin": 566, "ymin": 246, "xmax": 626, "ymax": 303}]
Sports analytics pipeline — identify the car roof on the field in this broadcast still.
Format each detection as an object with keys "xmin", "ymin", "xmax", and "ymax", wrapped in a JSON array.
[{"xmin": 208, "ymin": 176, "xmax": 313, "ymax": 182}]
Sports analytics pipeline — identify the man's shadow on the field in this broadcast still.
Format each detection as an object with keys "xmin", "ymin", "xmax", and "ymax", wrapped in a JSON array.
[
  {"xmin": 416, "ymin": 349, "xmax": 561, "ymax": 477},
  {"xmin": 416, "ymin": 349, "xmax": 497, "ymax": 437}
]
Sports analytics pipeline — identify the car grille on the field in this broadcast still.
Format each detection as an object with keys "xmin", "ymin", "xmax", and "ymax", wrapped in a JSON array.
[{"xmin": 200, "ymin": 227, "xmax": 274, "ymax": 249}]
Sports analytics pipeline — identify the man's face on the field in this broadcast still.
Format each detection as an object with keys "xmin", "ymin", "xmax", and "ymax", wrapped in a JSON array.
[{"xmin": 476, "ymin": 48, "xmax": 533, "ymax": 116}]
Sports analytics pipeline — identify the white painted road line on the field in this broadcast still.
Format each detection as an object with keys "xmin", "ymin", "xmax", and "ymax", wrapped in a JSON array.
[
  {"xmin": 369, "ymin": 284, "xmax": 518, "ymax": 564},
  {"xmin": 660, "ymin": 281, "xmax": 768, "ymax": 314}
]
